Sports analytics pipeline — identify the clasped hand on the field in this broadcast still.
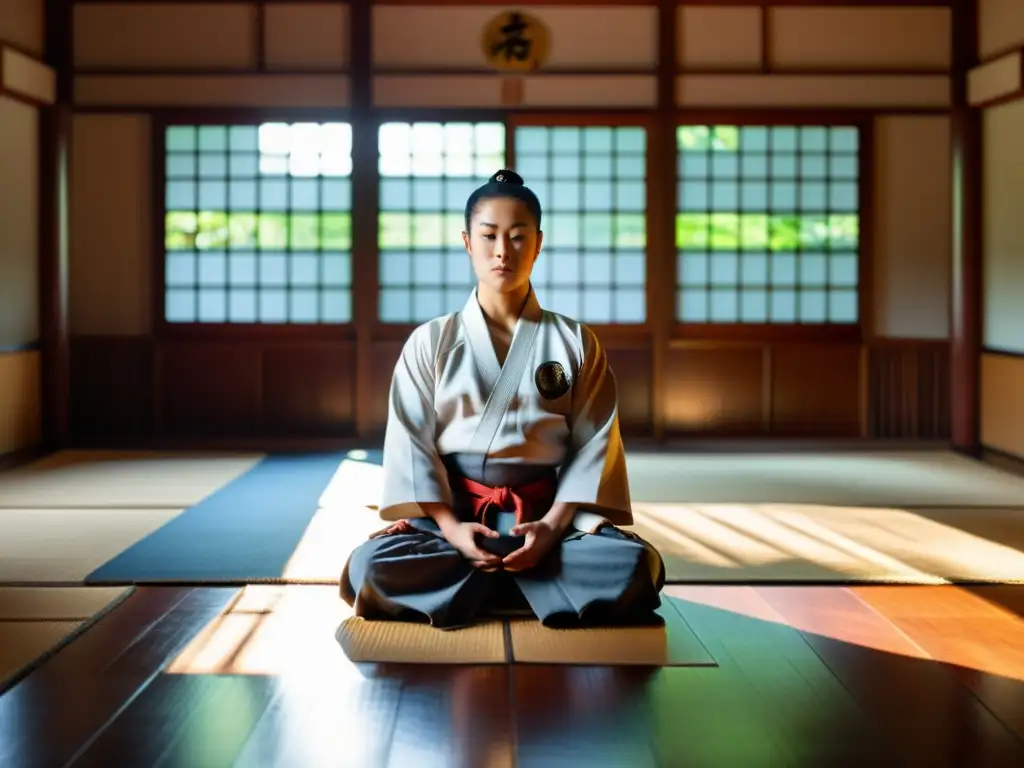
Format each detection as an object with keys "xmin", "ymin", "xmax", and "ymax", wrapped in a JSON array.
[{"xmin": 445, "ymin": 520, "xmax": 558, "ymax": 573}]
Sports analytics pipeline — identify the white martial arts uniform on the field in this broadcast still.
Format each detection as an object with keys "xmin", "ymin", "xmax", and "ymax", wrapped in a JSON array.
[
  {"xmin": 379, "ymin": 286, "xmax": 630, "ymax": 534},
  {"xmin": 340, "ymin": 287, "xmax": 664, "ymax": 628}
]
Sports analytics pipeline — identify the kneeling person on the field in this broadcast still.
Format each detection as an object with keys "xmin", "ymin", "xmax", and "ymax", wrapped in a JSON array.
[{"xmin": 340, "ymin": 169, "xmax": 665, "ymax": 629}]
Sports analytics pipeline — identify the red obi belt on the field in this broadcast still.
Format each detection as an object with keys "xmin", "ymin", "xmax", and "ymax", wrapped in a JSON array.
[
  {"xmin": 371, "ymin": 474, "xmax": 557, "ymax": 538},
  {"xmin": 453, "ymin": 474, "xmax": 557, "ymax": 527}
]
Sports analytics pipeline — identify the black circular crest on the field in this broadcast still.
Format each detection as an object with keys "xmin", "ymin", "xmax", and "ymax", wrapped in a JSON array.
[{"xmin": 535, "ymin": 361, "xmax": 570, "ymax": 400}]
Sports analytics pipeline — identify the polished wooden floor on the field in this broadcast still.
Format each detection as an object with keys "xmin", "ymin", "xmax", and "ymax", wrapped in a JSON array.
[{"xmin": 2, "ymin": 583, "xmax": 1024, "ymax": 767}]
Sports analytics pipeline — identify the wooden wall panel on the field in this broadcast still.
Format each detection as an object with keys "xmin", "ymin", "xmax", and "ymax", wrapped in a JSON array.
[
  {"xmin": 867, "ymin": 340, "xmax": 950, "ymax": 439},
  {"xmin": 372, "ymin": 75, "xmax": 501, "ymax": 107},
  {"xmin": 2, "ymin": 46, "xmax": 57, "ymax": 105},
  {"xmin": 770, "ymin": 7, "xmax": 951, "ymax": 71},
  {"xmin": 0, "ymin": 96, "xmax": 39, "ymax": 349},
  {"xmin": 606, "ymin": 345, "xmax": 652, "ymax": 435},
  {"xmin": 981, "ymin": 352, "xmax": 1024, "ymax": 459},
  {"xmin": 70, "ymin": 113, "xmax": 151, "ymax": 336},
  {"xmin": 522, "ymin": 75, "xmax": 656, "ymax": 108},
  {"xmin": 372, "ymin": 6, "xmax": 657, "ymax": 70},
  {"xmin": 74, "ymin": 74, "xmax": 351, "ymax": 107},
  {"xmin": 370, "ymin": 341, "xmax": 403, "ymax": 431},
  {"xmin": 968, "ymin": 50, "xmax": 1023, "ymax": 107},
  {"xmin": 771, "ymin": 343, "xmax": 862, "ymax": 437},
  {"xmin": 264, "ymin": 3, "xmax": 350, "ymax": 71},
  {"xmin": 262, "ymin": 343, "xmax": 356, "ymax": 435},
  {"xmin": 66, "ymin": 337, "xmax": 951, "ymax": 445},
  {"xmin": 676, "ymin": 74, "xmax": 950, "ymax": 108},
  {"xmin": 979, "ymin": 0, "xmax": 1024, "ymax": 62},
  {"xmin": 372, "ymin": 74, "xmax": 656, "ymax": 108},
  {"xmin": 982, "ymin": 99, "xmax": 1024, "ymax": 354},
  {"xmin": 0, "ymin": 350, "xmax": 41, "ymax": 455},
  {"xmin": 872, "ymin": 115, "xmax": 952, "ymax": 339},
  {"xmin": 70, "ymin": 337, "xmax": 361, "ymax": 444},
  {"xmin": 664, "ymin": 344, "xmax": 764, "ymax": 434},
  {"xmin": 0, "ymin": 0, "xmax": 44, "ymax": 57},
  {"xmin": 158, "ymin": 343, "xmax": 263, "ymax": 436},
  {"xmin": 70, "ymin": 337, "xmax": 154, "ymax": 442},
  {"xmin": 678, "ymin": 7, "xmax": 762, "ymax": 70},
  {"xmin": 73, "ymin": 3, "xmax": 256, "ymax": 70}
]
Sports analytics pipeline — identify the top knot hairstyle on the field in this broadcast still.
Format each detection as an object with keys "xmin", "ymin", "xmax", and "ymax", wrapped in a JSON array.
[{"xmin": 464, "ymin": 169, "xmax": 543, "ymax": 231}]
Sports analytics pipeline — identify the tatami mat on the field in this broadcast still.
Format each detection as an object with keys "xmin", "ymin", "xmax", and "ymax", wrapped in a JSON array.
[
  {"xmin": 0, "ymin": 586, "xmax": 132, "ymax": 619},
  {"xmin": 276, "ymin": 500, "xmax": 1024, "ymax": 586},
  {"xmin": 0, "ymin": 450, "xmax": 263, "ymax": 508},
  {"xmin": 625, "ymin": 451, "xmax": 1024, "ymax": 506},
  {"xmin": 336, "ymin": 618, "xmax": 508, "ymax": 664},
  {"xmin": 316, "ymin": 450, "xmax": 1024, "ymax": 508},
  {"xmin": 507, "ymin": 599, "xmax": 716, "ymax": 666},
  {"xmin": 84, "ymin": 453, "xmax": 343, "ymax": 584},
  {"xmin": 4, "ymin": 450, "xmax": 1024, "ymax": 586},
  {"xmin": 0, "ymin": 621, "xmax": 84, "ymax": 689},
  {"xmin": 634, "ymin": 503, "xmax": 1024, "ymax": 584},
  {"xmin": 281, "ymin": 504, "xmax": 384, "ymax": 583},
  {"xmin": 0, "ymin": 586, "xmax": 134, "ymax": 691},
  {"xmin": 0, "ymin": 507, "xmax": 184, "ymax": 582}
]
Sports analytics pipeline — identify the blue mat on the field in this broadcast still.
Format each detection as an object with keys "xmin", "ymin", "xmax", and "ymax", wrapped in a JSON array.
[{"xmin": 85, "ymin": 453, "xmax": 345, "ymax": 584}]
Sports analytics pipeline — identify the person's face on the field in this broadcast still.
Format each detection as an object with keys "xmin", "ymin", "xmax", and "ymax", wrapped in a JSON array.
[{"xmin": 462, "ymin": 197, "xmax": 542, "ymax": 295}]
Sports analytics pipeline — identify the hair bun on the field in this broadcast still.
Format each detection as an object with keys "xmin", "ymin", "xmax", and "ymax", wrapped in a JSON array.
[{"xmin": 489, "ymin": 169, "xmax": 524, "ymax": 186}]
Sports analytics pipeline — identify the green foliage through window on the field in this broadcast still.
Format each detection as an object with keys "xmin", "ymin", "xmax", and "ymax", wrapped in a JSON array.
[
  {"xmin": 675, "ymin": 124, "xmax": 860, "ymax": 325},
  {"xmin": 162, "ymin": 122, "xmax": 353, "ymax": 324},
  {"xmin": 377, "ymin": 121, "xmax": 506, "ymax": 323}
]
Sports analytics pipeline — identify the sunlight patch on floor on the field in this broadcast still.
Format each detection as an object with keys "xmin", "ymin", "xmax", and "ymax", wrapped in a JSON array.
[
  {"xmin": 166, "ymin": 586, "xmax": 358, "ymax": 678},
  {"xmin": 309, "ymin": 454, "xmax": 1024, "ymax": 583},
  {"xmin": 635, "ymin": 503, "xmax": 1024, "ymax": 583},
  {"xmin": 668, "ymin": 585, "xmax": 1024, "ymax": 683}
]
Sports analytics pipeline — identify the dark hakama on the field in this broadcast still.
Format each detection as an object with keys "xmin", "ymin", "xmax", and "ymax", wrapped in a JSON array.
[{"xmin": 340, "ymin": 457, "xmax": 665, "ymax": 630}]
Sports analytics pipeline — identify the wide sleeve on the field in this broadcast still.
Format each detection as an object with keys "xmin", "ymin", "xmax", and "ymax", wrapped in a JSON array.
[
  {"xmin": 553, "ymin": 325, "xmax": 633, "ymax": 530},
  {"xmin": 377, "ymin": 326, "xmax": 452, "ymax": 521}
]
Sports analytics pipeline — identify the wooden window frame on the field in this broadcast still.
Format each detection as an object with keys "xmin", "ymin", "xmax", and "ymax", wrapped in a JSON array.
[
  {"xmin": 153, "ymin": 107, "xmax": 873, "ymax": 346},
  {"xmin": 152, "ymin": 107, "xmax": 357, "ymax": 341},
  {"xmin": 670, "ymin": 110, "xmax": 873, "ymax": 344},
  {"xmin": 508, "ymin": 113, "xmax": 656, "ymax": 339},
  {"xmin": 368, "ymin": 109, "xmax": 660, "ymax": 342}
]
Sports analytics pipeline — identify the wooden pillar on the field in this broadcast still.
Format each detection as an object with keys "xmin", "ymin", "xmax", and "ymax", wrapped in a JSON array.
[
  {"xmin": 648, "ymin": 0, "xmax": 678, "ymax": 442},
  {"xmin": 349, "ymin": 0, "xmax": 378, "ymax": 441},
  {"xmin": 950, "ymin": 0, "xmax": 982, "ymax": 455},
  {"xmin": 39, "ymin": 0, "xmax": 73, "ymax": 449}
]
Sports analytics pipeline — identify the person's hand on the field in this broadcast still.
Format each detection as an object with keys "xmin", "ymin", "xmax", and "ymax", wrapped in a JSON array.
[
  {"xmin": 502, "ymin": 520, "xmax": 559, "ymax": 572},
  {"xmin": 442, "ymin": 522, "xmax": 503, "ymax": 571}
]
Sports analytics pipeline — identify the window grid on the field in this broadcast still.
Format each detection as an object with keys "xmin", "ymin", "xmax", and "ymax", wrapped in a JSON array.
[
  {"xmin": 514, "ymin": 125, "xmax": 647, "ymax": 324},
  {"xmin": 163, "ymin": 122, "xmax": 353, "ymax": 325},
  {"xmin": 675, "ymin": 125, "xmax": 860, "ymax": 325},
  {"xmin": 378, "ymin": 121, "xmax": 506, "ymax": 324}
]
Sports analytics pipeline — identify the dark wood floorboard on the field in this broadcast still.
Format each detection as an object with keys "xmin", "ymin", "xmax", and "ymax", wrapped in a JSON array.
[
  {"xmin": 758, "ymin": 586, "xmax": 1024, "ymax": 768},
  {"xmin": 232, "ymin": 668, "xmax": 404, "ymax": 768},
  {"xmin": 853, "ymin": 585, "xmax": 1024, "ymax": 745},
  {"xmin": 967, "ymin": 585, "xmax": 1024, "ymax": 622},
  {"xmin": 70, "ymin": 674, "xmax": 276, "ymax": 768},
  {"xmin": 0, "ymin": 587, "xmax": 239, "ymax": 768},
  {"xmin": 513, "ymin": 666, "xmax": 659, "ymax": 767},
  {"xmin": 664, "ymin": 586, "xmax": 896, "ymax": 767},
  {"xmin": 3, "ymin": 585, "xmax": 1024, "ymax": 767},
  {"xmin": 384, "ymin": 666, "xmax": 513, "ymax": 768}
]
